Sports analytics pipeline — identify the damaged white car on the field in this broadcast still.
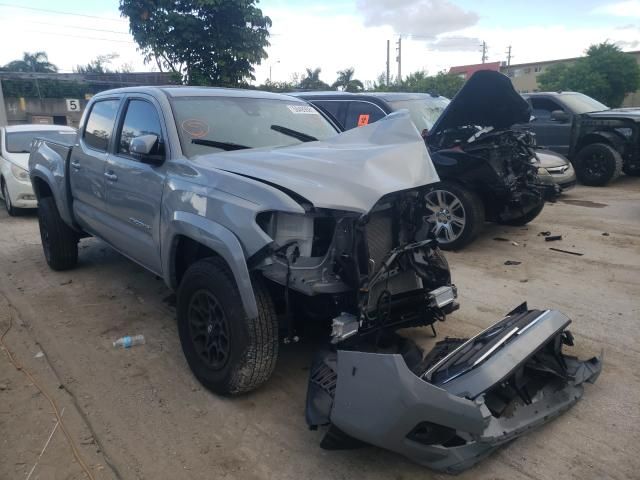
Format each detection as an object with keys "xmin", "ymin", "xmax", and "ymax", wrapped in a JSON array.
[{"xmin": 29, "ymin": 87, "xmax": 601, "ymax": 473}]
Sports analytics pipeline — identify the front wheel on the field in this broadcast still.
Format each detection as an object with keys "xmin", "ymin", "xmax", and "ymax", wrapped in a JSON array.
[
  {"xmin": 574, "ymin": 143, "xmax": 623, "ymax": 186},
  {"xmin": 177, "ymin": 257, "xmax": 279, "ymax": 395},
  {"xmin": 424, "ymin": 182, "xmax": 485, "ymax": 250},
  {"xmin": 2, "ymin": 179, "xmax": 17, "ymax": 217}
]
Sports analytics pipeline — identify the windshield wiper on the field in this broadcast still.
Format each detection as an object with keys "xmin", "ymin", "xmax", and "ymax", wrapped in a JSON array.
[
  {"xmin": 270, "ymin": 125, "xmax": 317, "ymax": 142},
  {"xmin": 191, "ymin": 139, "xmax": 250, "ymax": 151}
]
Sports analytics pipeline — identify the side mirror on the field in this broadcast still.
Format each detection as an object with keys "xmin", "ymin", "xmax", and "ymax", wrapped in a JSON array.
[
  {"xmin": 130, "ymin": 134, "xmax": 158, "ymax": 155},
  {"xmin": 550, "ymin": 110, "xmax": 569, "ymax": 123},
  {"xmin": 130, "ymin": 134, "xmax": 164, "ymax": 164}
]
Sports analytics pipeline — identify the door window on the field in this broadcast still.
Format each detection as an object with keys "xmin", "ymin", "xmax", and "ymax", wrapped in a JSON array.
[
  {"xmin": 83, "ymin": 100, "xmax": 120, "ymax": 151},
  {"xmin": 118, "ymin": 100, "xmax": 163, "ymax": 157},
  {"xmin": 530, "ymin": 98, "xmax": 563, "ymax": 120},
  {"xmin": 312, "ymin": 100, "xmax": 345, "ymax": 128},
  {"xmin": 344, "ymin": 101, "xmax": 386, "ymax": 130}
]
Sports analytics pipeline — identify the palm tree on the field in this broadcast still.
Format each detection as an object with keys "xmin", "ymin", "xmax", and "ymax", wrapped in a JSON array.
[
  {"xmin": 299, "ymin": 67, "xmax": 330, "ymax": 90},
  {"xmin": 331, "ymin": 67, "xmax": 364, "ymax": 92},
  {"xmin": 4, "ymin": 52, "xmax": 58, "ymax": 73}
]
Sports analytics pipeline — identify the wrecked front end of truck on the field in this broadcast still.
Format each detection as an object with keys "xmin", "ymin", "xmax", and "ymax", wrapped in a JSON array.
[
  {"xmin": 206, "ymin": 113, "xmax": 599, "ymax": 472},
  {"xmin": 306, "ymin": 304, "xmax": 602, "ymax": 473}
]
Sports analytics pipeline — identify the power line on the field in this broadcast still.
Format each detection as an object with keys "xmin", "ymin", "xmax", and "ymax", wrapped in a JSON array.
[
  {"xmin": 19, "ymin": 29, "xmax": 137, "ymax": 45},
  {"xmin": 0, "ymin": 2, "xmax": 127, "ymax": 22},
  {"xmin": 0, "ymin": 18, "xmax": 131, "ymax": 35}
]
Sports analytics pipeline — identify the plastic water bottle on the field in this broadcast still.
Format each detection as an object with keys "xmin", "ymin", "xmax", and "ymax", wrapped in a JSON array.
[{"xmin": 113, "ymin": 335, "xmax": 146, "ymax": 348}]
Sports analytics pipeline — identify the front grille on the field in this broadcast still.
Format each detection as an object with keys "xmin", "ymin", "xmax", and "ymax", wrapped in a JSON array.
[{"xmin": 366, "ymin": 209, "xmax": 393, "ymax": 268}]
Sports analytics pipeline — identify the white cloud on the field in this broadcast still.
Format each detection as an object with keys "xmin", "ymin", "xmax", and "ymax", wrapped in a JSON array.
[
  {"xmin": 356, "ymin": 0, "xmax": 478, "ymax": 38},
  {"xmin": 593, "ymin": 1, "xmax": 640, "ymax": 17}
]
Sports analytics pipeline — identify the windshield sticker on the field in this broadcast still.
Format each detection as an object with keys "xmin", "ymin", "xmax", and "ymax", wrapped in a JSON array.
[
  {"xmin": 357, "ymin": 114, "xmax": 370, "ymax": 127},
  {"xmin": 287, "ymin": 105, "xmax": 318, "ymax": 115},
  {"xmin": 181, "ymin": 119, "xmax": 209, "ymax": 138}
]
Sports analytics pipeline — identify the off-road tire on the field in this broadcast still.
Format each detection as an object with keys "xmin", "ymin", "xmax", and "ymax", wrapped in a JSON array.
[
  {"xmin": 1, "ymin": 178, "xmax": 17, "ymax": 217},
  {"xmin": 424, "ymin": 181, "xmax": 485, "ymax": 251},
  {"xmin": 574, "ymin": 143, "xmax": 623, "ymax": 186},
  {"xmin": 498, "ymin": 201, "xmax": 545, "ymax": 227},
  {"xmin": 177, "ymin": 257, "xmax": 278, "ymax": 395},
  {"xmin": 37, "ymin": 196, "xmax": 78, "ymax": 270}
]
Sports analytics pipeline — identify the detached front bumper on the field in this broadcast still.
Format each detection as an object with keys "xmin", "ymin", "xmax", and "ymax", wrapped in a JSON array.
[{"xmin": 306, "ymin": 307, "xmax": 602, "ymax": 474}]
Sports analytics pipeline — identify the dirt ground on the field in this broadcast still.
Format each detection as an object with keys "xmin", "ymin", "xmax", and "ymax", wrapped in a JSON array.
[{"xmin": 1, "ymin": 178, "xmax": 639, "ymax": 480}]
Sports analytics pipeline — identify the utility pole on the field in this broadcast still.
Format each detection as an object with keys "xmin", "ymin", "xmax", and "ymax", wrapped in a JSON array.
[
  {"xmin": 386, "ymin": 40, "xmax": 390, "ymax": 86},
  {"xmin": 506, "ymin": 45, "xmax": 513, "ymax": 75},
  {"xmin": 396, "ymin": 36, "xmax": 402, "ymax": 84},
  {"xmin": 481, "ymin": 41, "xmax": 488, "ymax": 64}
]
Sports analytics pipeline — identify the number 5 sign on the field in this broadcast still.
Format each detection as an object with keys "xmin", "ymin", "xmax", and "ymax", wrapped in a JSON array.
[{"xmin": 66, "ymin": 99, "xmax": 81, "ymax": 112}]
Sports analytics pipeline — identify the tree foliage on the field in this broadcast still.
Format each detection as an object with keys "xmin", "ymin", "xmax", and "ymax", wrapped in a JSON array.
[
  {"xmin": 332, "ymin": 68, "xmax": 364, "ymax": 92},
  {"xmin": 119, "ymin": 0, "xmax": 271, "ymax": 86},
  {"xmin": 74, "ymin": 54, "xmax": 120, "ymax": 74},
  {"xmin": 538, "ymin": 42, "xmax": 640, "ymax": 107},
  {"xmin": 2, "ymin": 51, "xmax": 58, "ymax": 73},
  {"xmin": 299, "ymin": 68, "xmax": 330, "ymax": 90}
]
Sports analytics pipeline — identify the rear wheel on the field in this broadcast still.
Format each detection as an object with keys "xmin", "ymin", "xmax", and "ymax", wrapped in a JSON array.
[
  {"xmin": 2, "ymin": 179, "xmax": 17, "ymax": 217},
  {"xmin": 424, "ymin": 181, "xmax": 485, "ymax": 250},
  {"xmin": 177, "ymin": 257, "xmax": 278, "ymax": 395},
  {"xmin": 37, "ymin": 196, "xmax": 78, "ymax": 270},
  {"xmin": 574, "ymin": 143, "xmax": 623, "ymax": 186}
]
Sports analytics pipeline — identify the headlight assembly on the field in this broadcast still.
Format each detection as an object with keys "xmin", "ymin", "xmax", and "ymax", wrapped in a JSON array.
[{"xmin": 10, "ymin": 163, "xmax": 29, "ymax": 182}]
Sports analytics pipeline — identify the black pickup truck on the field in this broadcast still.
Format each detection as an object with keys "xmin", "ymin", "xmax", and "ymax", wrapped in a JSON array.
[{"xmin": 523, "ymin": 92, "xmax": 640, "ymax": 186}]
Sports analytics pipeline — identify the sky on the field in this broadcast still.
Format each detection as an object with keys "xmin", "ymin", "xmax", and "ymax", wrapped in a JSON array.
[{"xmin": 0, "ymin": 0, "xmax": 639, "ymax": 87}]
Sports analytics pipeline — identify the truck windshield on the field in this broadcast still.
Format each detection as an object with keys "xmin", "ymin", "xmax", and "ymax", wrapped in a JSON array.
[
  {"xmin": 171, "ymin": 96, "xmax": 338, "ymax": 158},
  {"xmin": 561, "ymin": 93, "xmax": 608, "ymax": 114},
  {"xmin": 6, "ymin": 130, "xmax": 76, "ymax": 153},
  {"xmin": 386, "ymin": 97, "xmax": 450, "ymax": 133}
]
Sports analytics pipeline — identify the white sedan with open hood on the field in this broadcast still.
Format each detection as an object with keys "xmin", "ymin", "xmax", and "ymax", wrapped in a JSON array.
[{"xmin": 1, "ymin": 124, "xmax": 76, "ymax": 215}]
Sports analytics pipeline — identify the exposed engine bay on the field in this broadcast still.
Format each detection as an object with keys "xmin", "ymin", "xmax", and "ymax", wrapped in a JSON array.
[{"xmin": 256, "ymin": 186, "xmax": 458, "ymax": 343}]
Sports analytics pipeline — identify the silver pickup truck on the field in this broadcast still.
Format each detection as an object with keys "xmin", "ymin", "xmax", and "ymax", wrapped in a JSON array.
[{"xmin": 29, "ymin": 86, "xmax": 600, "ymax": 473}]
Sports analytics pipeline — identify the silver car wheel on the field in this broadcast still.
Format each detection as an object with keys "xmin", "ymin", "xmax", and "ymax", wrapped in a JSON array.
[{"xmin": 424, "ymin": 189, "xmax": 466, "ymax": 244}]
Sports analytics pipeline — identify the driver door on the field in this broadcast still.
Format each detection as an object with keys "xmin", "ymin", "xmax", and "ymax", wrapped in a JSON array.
[{"xmin": 103, "ymin": 96, "xmax": 167, "ymax": 274}]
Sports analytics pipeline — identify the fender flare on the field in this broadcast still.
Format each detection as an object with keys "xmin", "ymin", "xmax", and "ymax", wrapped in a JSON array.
[
  {"xmin": 164, "ymin": 211, "xmax": 259, "ymax": 319},
  {"xmin": 30, "ymin": 165, "xmax": 75, "ymax": 227},
  {"xmin": 577, "ymin": 131, "xmax": 626, "ymax": 152}
]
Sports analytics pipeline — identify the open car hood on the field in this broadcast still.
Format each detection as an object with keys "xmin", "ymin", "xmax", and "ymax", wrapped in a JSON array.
[
  {"xmin": 429, "ymin": 70, "xmax": 531, "ymax": 135},
  {"xmin": 193, "ymin": 112, "xmax": 439, "ymax": 214}
]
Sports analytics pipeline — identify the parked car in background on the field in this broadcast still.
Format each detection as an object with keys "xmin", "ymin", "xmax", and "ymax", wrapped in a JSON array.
[
  {"xmin": 535, "ymin": 149, "xmax": 576, "ymax": 190},
  {"xmin": 0, "ymin": 124, "xmax": 76, "ymax": 215},
  {"xmin": 295, "ymin": 71, "xmax": 559, "ymax": 250},
  {"xmin": 522, "ymin": 92, "xmax": 640, "ymax": 186}
]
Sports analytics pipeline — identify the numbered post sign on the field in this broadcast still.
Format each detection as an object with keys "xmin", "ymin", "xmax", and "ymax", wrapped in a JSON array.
[{"xmin": 66, "ymin": 99, "xmax": 81, "ymax": 112}]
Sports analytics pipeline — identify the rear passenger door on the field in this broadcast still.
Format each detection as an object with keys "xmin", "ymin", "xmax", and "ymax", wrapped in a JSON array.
[
  {"xmin": 71, "ymin": 98, "xmax": 121, "ymax": 237},
  {"xmin": 103, "ymin": 96, "xmax": 167, "ymax": 273}
]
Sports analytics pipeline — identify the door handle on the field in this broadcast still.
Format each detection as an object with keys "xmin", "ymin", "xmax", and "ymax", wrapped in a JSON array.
[
  {"xmin": 70, "ymin": 160, "xmax": 81, "ymax": 170},
  {"xmin": 104, "ymin": 171, "xmax": 118, "ymax": 182}
]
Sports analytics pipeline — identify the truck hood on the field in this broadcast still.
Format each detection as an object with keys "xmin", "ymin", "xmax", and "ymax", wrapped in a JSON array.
[
  {"xmin": 429, "ymin": 70, "xmax": 531, "ymax": 135},
  {"xmin": 191, "ymin": 112, "xmax": 439, "ymax": 213}
]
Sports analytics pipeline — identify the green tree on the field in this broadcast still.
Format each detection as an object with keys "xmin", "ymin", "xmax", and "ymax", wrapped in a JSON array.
[
  {"xmin": 74, "ymin": 53, "xmax": 120, "ymax": 74},
  {"xmin": 119, "ymin": 0, "xmax": 271, "ymax": 86},
  {"xmin": 370, "ymin": 70, "xmax": 464, "ymax": 98},
  {"xmin": 538, "ymin": 42, "xmax": 640, "ymax": 107},
  {"xmin": 3, "ymin": 51, "xmax": 58, "ymax": 73},
  {"xmin": 332, "ymin": 68, "xmax": 364, "ymax": 92},
  {"xmin": 299, "ymin": 68, "xmax": 330, "ymax": 90}
]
